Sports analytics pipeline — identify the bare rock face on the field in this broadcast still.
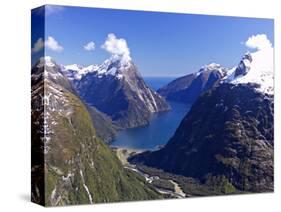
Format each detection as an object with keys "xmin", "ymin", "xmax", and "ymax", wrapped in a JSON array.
[{"xmin": 75, "ymin": 58, "xmax": 170, "ymax": 129}]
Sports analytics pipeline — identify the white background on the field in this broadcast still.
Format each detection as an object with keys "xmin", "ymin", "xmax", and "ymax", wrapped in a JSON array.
[{"xmin": 0, "ymin": 0, "xmax": 280, "ymax": 211}]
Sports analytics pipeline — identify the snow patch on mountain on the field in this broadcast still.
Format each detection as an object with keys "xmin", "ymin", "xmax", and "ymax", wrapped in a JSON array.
[
  {"xmin": 63, "ymin": 64, "xmax": 82, "ymax": 72},
  {"xmin": 98, "ymin": 55, "xmax": 132, "ymax": 77},
  {"xmin": 196, "ymin": 63, "xmax": 226, "ymax": 77},
  {"xmin": 62, "ymin": 64, "xmax": 99, "ymax": 80},
  {"xmin": 37, "ymin": 56, "xmax": 56, "ymax": 68},
  {"xmin": 223, "ymin": 47, "xmax": 274, "ymax": 95},
  {"xmin": 32, "ymin": 56, "xmax": 67, "ymax": 83},
  {"xmin": 63, "ymin": 55, "xmax": 132, "ymax": 81}
]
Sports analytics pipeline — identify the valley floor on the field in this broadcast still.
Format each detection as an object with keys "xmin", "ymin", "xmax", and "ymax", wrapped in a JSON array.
[
  {"xmin": 112, "ymin": 147, "xmax": 249, "ymax": 198},
  {"xmin": 112, "ymin": 147, "xmax": 187, "ymax": 199}
]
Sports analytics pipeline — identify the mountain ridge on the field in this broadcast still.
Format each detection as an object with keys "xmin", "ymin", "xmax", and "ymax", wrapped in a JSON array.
[
  {"xmin": 31, "ymin": 57, "xmax": 162, "ymax": 205},
  {"xmin": 129, "ymin": 48, "xmax": 274, "ymax": 193},
  {"xmin": 64, "ymin": 56, "xmax": 170, "ymax": 129},
  {"xmin": 158, "ymin": 63, "xmax": 227, "ymax": 104}
]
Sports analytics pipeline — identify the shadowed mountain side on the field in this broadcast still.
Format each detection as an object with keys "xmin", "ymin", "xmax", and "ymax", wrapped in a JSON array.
[
  {"xmin": 158, "ymin": 63, "xmax": 226, "ymax": 104},
  {"xmin": 70, "ymin": 58, "xmax": 170, "ymax": 129},
  {"xmin": 130, "ymin": 83, "xmax": 273, "ymax": 193}
]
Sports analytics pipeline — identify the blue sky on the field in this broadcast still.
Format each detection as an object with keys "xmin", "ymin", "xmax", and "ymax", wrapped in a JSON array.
[{"xmin": 32, "ymin": 5, "xmax": 274, "ymax": 77}]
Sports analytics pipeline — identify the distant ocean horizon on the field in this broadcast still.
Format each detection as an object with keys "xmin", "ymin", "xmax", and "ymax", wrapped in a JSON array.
[{"xmin": 143, "ymin": 76, "xmax": 177, "ymax": 91}]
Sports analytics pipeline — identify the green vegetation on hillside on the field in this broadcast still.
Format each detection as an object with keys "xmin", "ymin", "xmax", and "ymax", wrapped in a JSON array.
[{"xmin": 43, "ymin": 84, "xmax": 162, "ymax": 206}]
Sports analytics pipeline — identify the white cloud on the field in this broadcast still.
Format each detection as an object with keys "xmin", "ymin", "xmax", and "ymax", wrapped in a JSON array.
[
  {"xmin": 83, "ymin": 41, "xmax": 95, "ymax": 51},
  {"xmin": 32, "ymin": 38, "xmax": 44, "ymax": 53},
  {"xmin": 45, "ymin": 5, "xmax": 64, "ymax": 16},
  {"xmin": 32, "ymin": 36, "xmax": 63, "ymax": 53},
  {"xmin": 245, "ymin": 34, "xmax": 272, "ymax": 50},
  {"xmin": 45, "ymin": 36, "xmax": 63, "ymax": 52},
  {"xmin": 101, "ymin": 33, "xmax": 131, "ymax": 61}
]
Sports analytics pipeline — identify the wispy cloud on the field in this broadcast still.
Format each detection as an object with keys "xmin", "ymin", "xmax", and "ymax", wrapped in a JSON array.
[
  {"xmin": 83, "ymin": 41, "xmax": 95, "ymax": 51},
  {"xmin": 245, "ymin": 34, "xmax": 272, "ymax": 50},
  {"xmin": 32, "ymin": 36, "xmax": 63, "ymax": 53},
  {"xmin": 101, "ymin": 33, "xmax": 131, "ymax": 61}
]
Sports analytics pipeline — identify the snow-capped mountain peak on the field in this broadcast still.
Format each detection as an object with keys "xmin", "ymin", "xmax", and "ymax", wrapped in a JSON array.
[
  {"xmin": 32, "ymin": 56, "xmax": 76, "ymax": 94},
  {"xmin": 62, "ymin": 63, "xmax": 100, "ymax": 80},
  {"xmin": 223, "ymin": 47, "xmax": 274, "ymax": 95},
  {"xmin": 63, "ymin": 55, "xmax": 133, "ymax": 81},
  {"xmin": 201, "ymin": 63, "xmax": 222, "ymax": 70},
  {"xmin": 64, "ymin": 64, "xmax": 83, "ymax": 72},
  {"xmin": 196, "ymin": 62, "xmax": 226, "ymax": 77},
  {"xmin": 36, "ymin": 56, "xmax": 56, "ymax": 68},
  {"xmin": 32, "ymin": 56, "xmax": 62, "ymax": 82},
  {"xmin": 96, "ymin": 55, "xmax": 132, "ymax": 78}
]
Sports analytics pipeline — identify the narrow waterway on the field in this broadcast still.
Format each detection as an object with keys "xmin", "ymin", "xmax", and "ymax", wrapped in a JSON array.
[
  {"xmin": 111, "ymin": 101, "xmax": 190, "ymax": 150},
  {"xmin": 111, "ymin": 77, "xmax": 190, "ymax": 150}
]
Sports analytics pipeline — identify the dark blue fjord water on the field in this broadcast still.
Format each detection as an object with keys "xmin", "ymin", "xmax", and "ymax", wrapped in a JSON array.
[{"xmin": 110, "ymin": 77, "xmax": 190, "ymax": 150}]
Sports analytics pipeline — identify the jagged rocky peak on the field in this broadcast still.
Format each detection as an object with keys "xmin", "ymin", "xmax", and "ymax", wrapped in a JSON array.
[
  {"xmin": 32, "ymin": 56, "xmax": 76, "ymax": 94},
  {"xmin": 72, "ymin": 54, "xmax": 169, "ymax": 128},
  {"xmin": 96, "ymin": 55, "xmax": 133, "ymax": 80},
  {"xmin": 60, "ymin": 32, "xmax": 170, "ymax": 128},
  {"xmin": 36, "ymin": 56, "xmax": 57, "ymax": 68},
  {"xmin": 234, "ymin": 52, "xmax": 252, "ymax": 77},
  {"xmin": 33, "ymin": 56, "xmax": 61, "ymax": 74},
  {"xmin": 223, "ymin": 47, "xmax": 274, "ymax": 95},
  {"xmin": 32, "ymin": 56, "xmax": 58, "ymax": 82}
]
